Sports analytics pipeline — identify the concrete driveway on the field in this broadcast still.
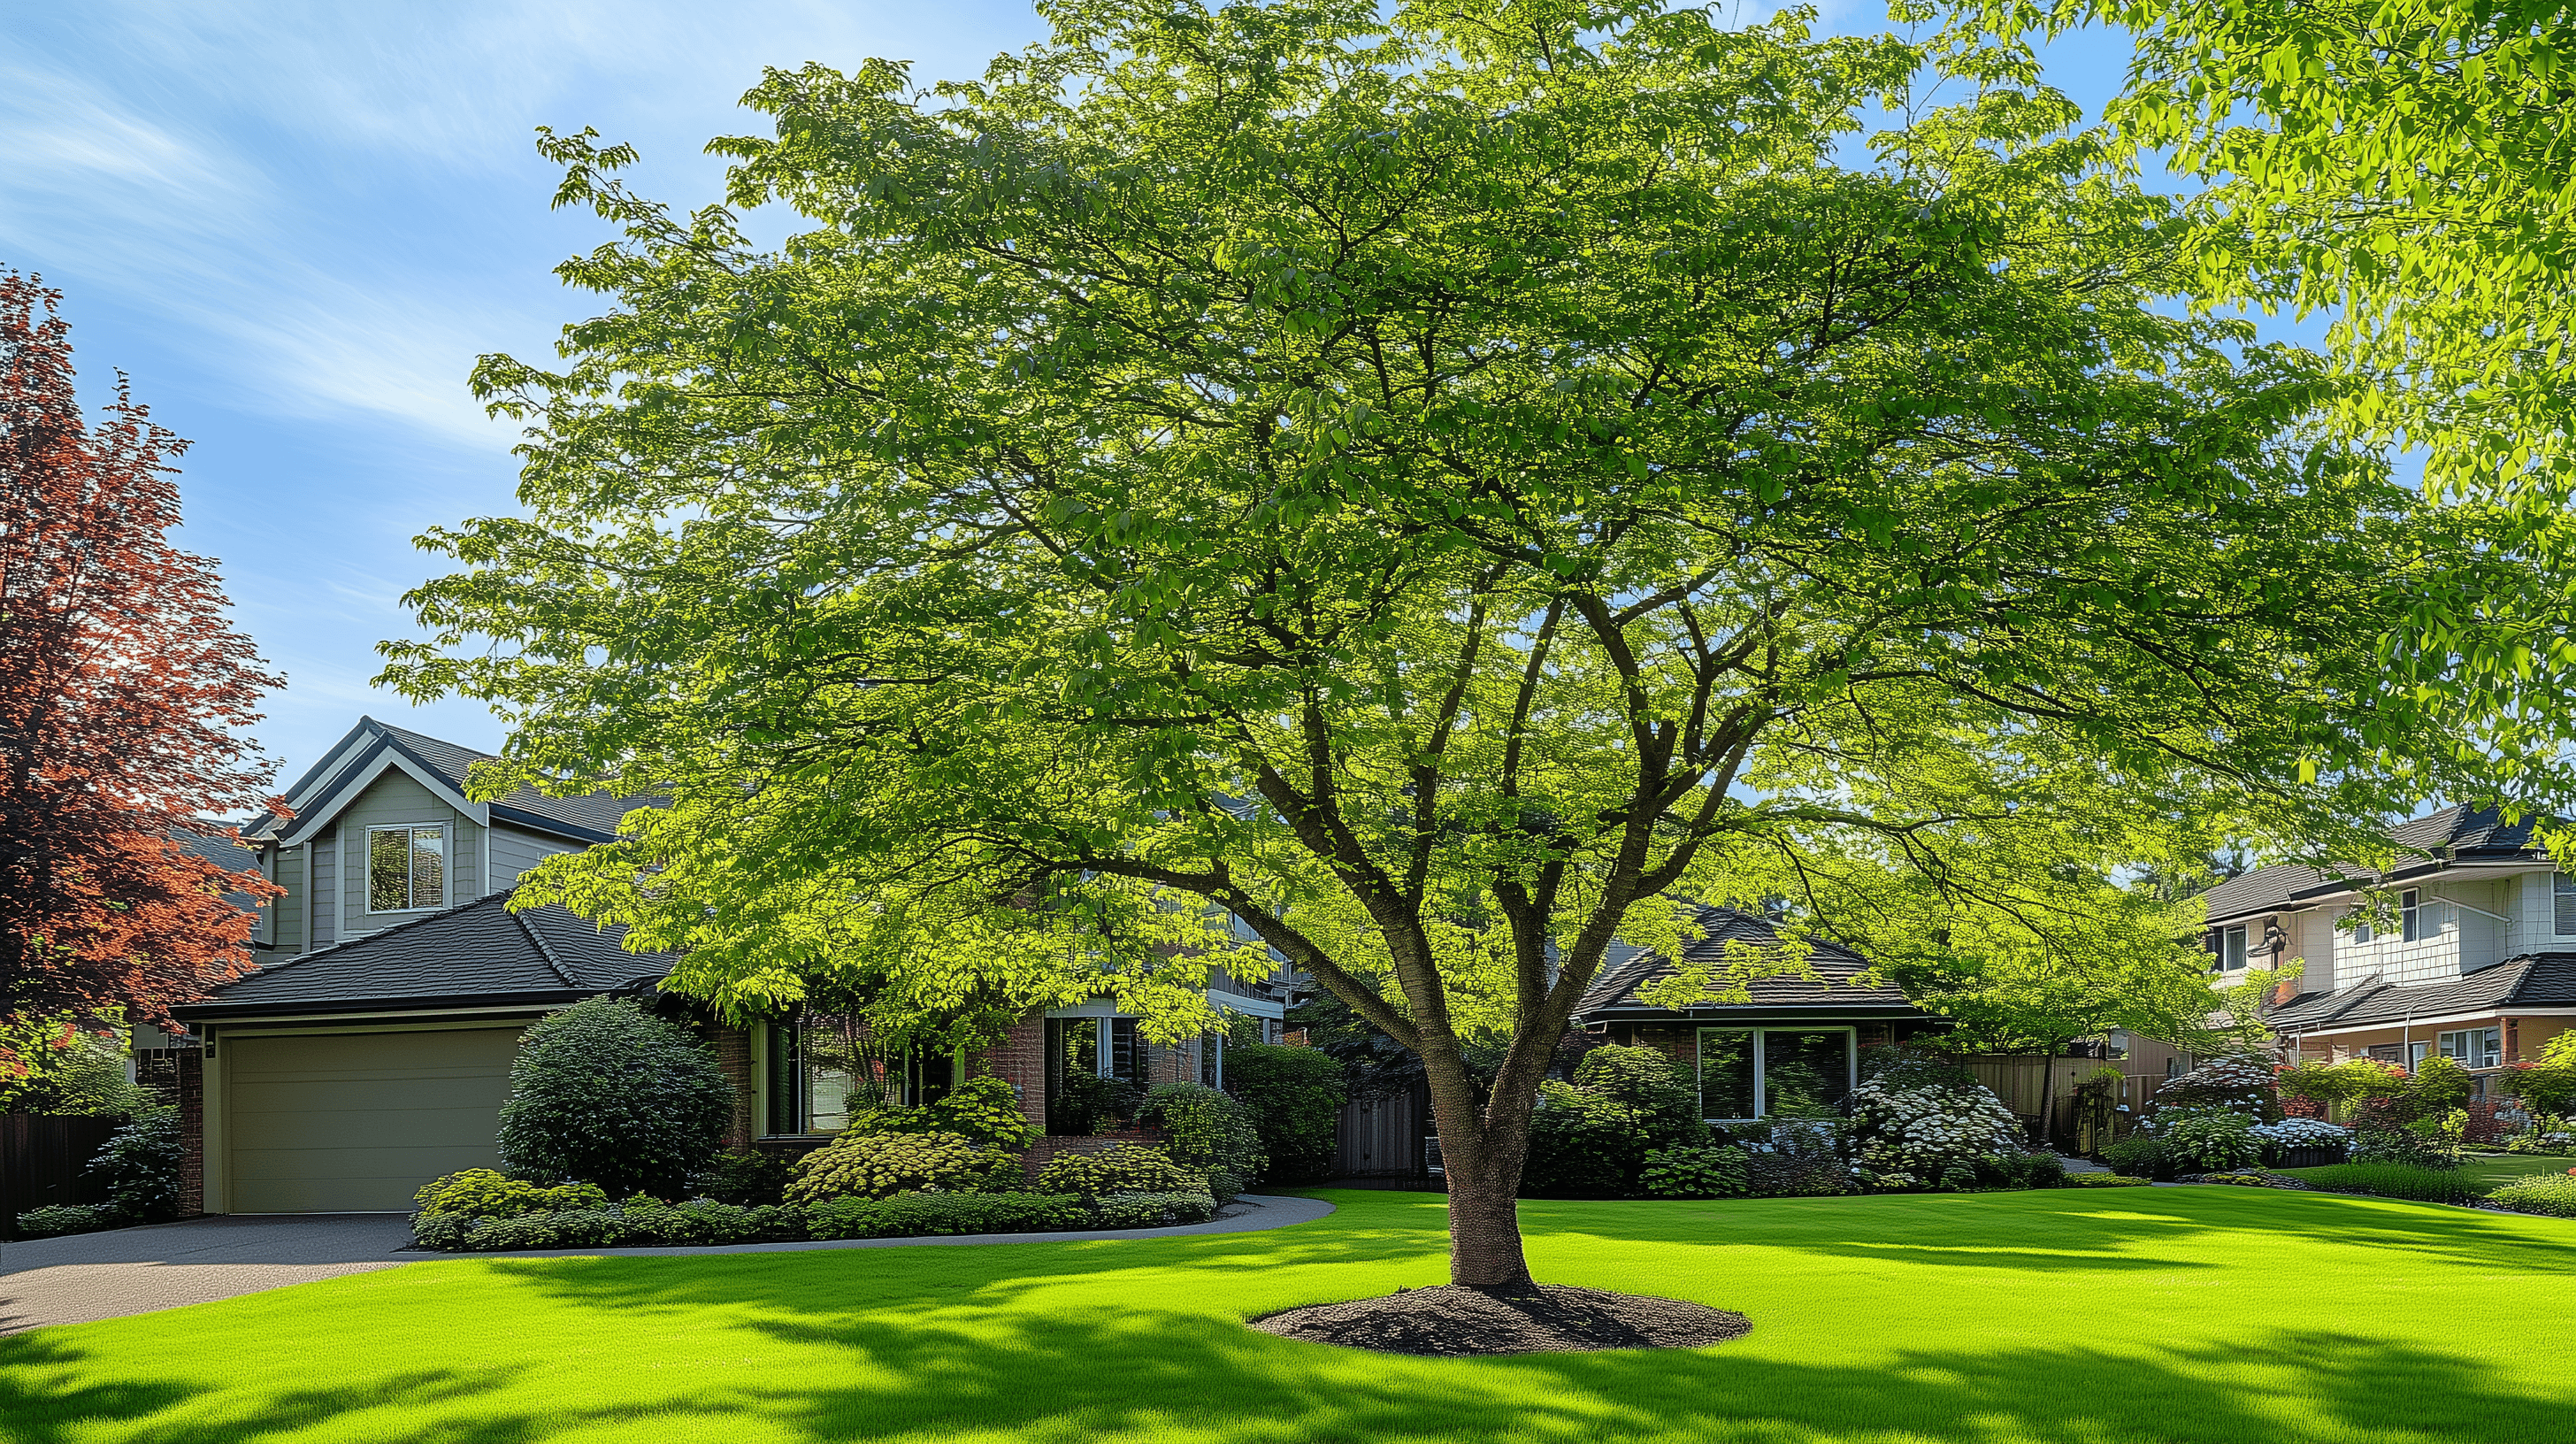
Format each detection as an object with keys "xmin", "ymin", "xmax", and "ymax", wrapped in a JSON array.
[
  {"xmin": 0, "ymin": 1213, "xmax": 416, "ymax": 1335},
  {"xmin": 0, "ymin": 1194, "xmax": 1335, "ymax": 1335}
]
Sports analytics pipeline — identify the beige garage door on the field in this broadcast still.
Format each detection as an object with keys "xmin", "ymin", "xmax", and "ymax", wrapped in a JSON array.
[{"xmin": 226, "ymin": 1027, "xmax": 523, "ymax": 1213}]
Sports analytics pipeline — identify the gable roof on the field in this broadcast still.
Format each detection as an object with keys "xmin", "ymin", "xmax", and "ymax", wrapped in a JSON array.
[
  {"xmin": 1576, "ymin": 905, "xmax": 1929, "ymax": 1020},
  {"xmin": 2199, "ymin": 805, "xmax": 2557, "ymax": 927},
  {"xmin": 172, "ymin": 889, "xmax": 674, "ymax": 1020},
  {"xmin": 245, "ymin": 717, "xmax": 656, "ymax": 848},
  {"xmin": 2264, "ymin": 951, "xmax": 2576, "ymax": 1033}
]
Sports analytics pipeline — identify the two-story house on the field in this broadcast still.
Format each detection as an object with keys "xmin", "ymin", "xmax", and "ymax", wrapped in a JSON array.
[
  {"xmin": 163, "ymin": 717, "xmax": 1284, "ymax": 1216},
  {"xmin": 2198, "ymin": 805, "xmax": 2576, "ymax": 1087}
]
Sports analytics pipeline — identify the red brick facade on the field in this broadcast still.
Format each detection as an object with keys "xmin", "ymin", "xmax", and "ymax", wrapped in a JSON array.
[
  {"xmin": 175, "ymin": 1047, "xmax": 204, "ymax": 1218},
  {"xmin": 702, "ymin": 1022, "xmax": 757, "ymax": 1149}
]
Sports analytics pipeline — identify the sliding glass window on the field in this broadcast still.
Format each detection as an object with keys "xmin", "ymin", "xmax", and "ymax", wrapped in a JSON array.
[{"xmin": 1696, "ymin": 1026, "xmax": 1856, "ymax": 1122}]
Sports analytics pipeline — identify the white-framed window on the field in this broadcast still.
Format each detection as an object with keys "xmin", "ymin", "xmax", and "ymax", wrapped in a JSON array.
[
  {"xmin": 2400, "ymin": 888, "xmax": 2422, "ymax": 942},
  {"xmin": 365, "ymin": 824, "xmax": 446, "ymax": 911},
  {"xmin": 2555, "ymin": 872, "xmax": 2576, "ymax": 936},
  {"xmin": 1696, "ymin": 1027, "xmax": 1857, "ymax": 1122},
  {"xmin": 2438, "ymin": 1027, "xmax": 2502, "ymax": 1070},
  {"xmin": 2220, "ymin": 926, "xmax": 2249, "ymax": 972}
]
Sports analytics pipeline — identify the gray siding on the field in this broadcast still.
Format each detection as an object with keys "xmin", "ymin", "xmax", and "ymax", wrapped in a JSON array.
[
  {"xmin": 487, "ymin": 824, "xmax": 578, "ymax": 887},
  {"xmin": 272, "ymin": 843, "xmax": 306, "ymax": 955},
  {"xmin": 332, "ymin": 771, "xmax": 478, "ymax": 939},
  {"xmin": 310, "ymin": 830, "xmax": 336, "ymax": 948}
]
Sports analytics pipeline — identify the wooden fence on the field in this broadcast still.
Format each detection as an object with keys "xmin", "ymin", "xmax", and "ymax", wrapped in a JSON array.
[
  {"xmin": 1, "ymin": 1113, "xmax": 123, "ymax": 1239},
  {"xmin": 1334, "ymin": 1081, "xmax": 1433, "ymax": 1179}
]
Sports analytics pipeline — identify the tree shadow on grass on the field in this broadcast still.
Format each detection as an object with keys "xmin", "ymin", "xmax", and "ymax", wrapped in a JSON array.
[{"xmin": 5, "ymin": 1297, "xmax": 2559, "ymax": 1444}]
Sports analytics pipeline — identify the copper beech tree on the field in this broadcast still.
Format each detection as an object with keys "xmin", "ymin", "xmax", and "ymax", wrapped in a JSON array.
[
  {"xmin": 0, "ymin": 271, "xmax": 280, "ymax": 1085},
  {"xmin": 389, "ymin": 1, "xmax": 2568, "ymax": 1290}
]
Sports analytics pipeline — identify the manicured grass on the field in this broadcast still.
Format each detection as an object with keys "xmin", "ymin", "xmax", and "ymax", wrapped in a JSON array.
[{"xmin": 6, "ymin": 1187, "xmax": 2575, "ymax": 1443}]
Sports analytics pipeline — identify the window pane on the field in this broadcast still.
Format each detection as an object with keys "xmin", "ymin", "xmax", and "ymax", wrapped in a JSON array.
[
  {"xmin": 368, "ymin": 828, "xmax": 409, "ymax": 910},
  {"xmin": 1698, "ymin": 1029, "xmax": 1755, "ymax": 1119},
  {"xmin": 1764, "ymin": 1031, "xmax": 1852, "ymax": 1116},
  {"xmin": 2557, "ymin": 874, "xmax": 2576, "ymax": 936},
  {"xmin": 766, "ymin": 1025, "xmax": 799, "ymax": 1136},
  {"xmin": 2401, "ymin": 891, "xmax": 2420, "ymax": 942},
  {"xmin": 409, "ymin": 826, "xmax": 445, "ymax": 909},
  {"xmin": 1109, "ymin": 1018, "xmax": 1146, "ymax": 1087},
  {"xmin": 2223, "ymin": 927, "xmax": 2247, "ymax": 970},
  {"xmin": 801, "ymin": 1013, "xmax": 865, "ymax": 1133}
]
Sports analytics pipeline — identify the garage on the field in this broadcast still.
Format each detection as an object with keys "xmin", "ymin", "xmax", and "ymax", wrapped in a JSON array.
[{"xmin": 222, "ymin": 1027, "xmax": 523, "ymax": 1213}]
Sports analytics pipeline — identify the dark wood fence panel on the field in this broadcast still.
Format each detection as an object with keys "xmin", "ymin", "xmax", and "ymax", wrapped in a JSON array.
[
  {"xmin": 1, "ymin": 1113, "xmax": 122, "ymax": 1238},
  {"xmin": 1334, "ymin": 1085, "xmax": 1427, "ymax": 1178}
]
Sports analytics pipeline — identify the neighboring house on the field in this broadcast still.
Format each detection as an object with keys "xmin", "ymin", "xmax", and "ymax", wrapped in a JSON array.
[
  {"xmin": 161, "ymin": 717, "xmax": 1285, "ymax": 1216},
  {"xmin": 2199, "ymin": 804, "xmax": 2576, "ymax": 1088},
  {"xmin": 1574, "ymin": 906, "xmax": 1949, "ymax": 1125}
]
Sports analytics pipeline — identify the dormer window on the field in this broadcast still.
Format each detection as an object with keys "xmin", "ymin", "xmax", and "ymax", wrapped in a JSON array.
[{"xmin": 367, "ymin": 825, "xmax": 446, "ymax": 911}]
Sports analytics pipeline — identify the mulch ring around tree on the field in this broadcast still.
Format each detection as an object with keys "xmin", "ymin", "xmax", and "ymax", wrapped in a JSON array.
[{"xmin": 1248, "ymin": 1284, "xmax": 1751, "ymax": 1356}]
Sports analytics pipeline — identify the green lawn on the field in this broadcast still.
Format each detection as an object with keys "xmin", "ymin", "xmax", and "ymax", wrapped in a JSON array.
[
  {"xmin": 5, "ymin": 1187, "xmax": 2573, "ymax": 1444},
  {"xmin": 2457, "ymin": 1153, "xmax": 2573, "ymax": 1190}
]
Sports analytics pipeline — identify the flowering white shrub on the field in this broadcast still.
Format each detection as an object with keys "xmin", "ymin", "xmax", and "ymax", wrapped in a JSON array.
[
  {"xmin": 2159, "ymin": 1106, "xmax": 2262, "ymax": 1171},
  {"xmin": 1846, "ymin": 1075, "xmax": 2026, "ymax": 1179},
  {"xmin": 2250, "ymin": 1118, "xmax": 2350, "ymax": 1148}
]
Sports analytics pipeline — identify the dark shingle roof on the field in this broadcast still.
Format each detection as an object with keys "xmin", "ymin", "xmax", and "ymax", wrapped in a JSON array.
[
  {"xmin": 1576, "ymin": 906, "xmax": 1926, "ymax": 1018},
  {"xmin": 252, "ymin": 718, "xmax": 658, "ymax": 845},
  {"xmin": 2265, "ymin": 952, "xmax": 2576, "ymax": 1032},
  {"xmin": 172, "ymin": 889, "xmax": 673, "ymax": 1019},
  {"xmin": 2199, "ymin": 805, "xmax": 2556, "ymax": 926},
  {"xmin": 373, "ymin": 721, "xmax": 656, "ymax": 840}
]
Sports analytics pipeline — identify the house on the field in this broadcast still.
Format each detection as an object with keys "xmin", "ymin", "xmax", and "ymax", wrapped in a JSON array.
[
  {"xmin": 161, "ymin": 717, "xmax": 1286, "ymax": 1215},
  {"xmin": 2198, "ymin": 804, "xmax": 2576, "ymax": 1088},
  {"xmin": 1573, "ymin": 906, "xmax": 1950, "ymax": 1124}
]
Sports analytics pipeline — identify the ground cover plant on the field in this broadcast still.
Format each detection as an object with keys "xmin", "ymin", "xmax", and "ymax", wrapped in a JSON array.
[{"xmin": 10, "ymin": 1187, "xmax": 2576, "ymax": 1442}]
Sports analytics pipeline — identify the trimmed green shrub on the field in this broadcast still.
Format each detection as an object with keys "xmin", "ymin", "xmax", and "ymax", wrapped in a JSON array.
[
  {"xmin": 2103, "ymin": 1134, "xmax": 2171, "ymax": 1180},
  {"xmin": 2159, "ymin": 1108, "xmax": 2263, "ymax": 1172},
  {"xmin": 2486, "ymin": 1171, "xmax": 2576, "ymax": 1217},
  {"xmin": 14, "ymin": 1203, "xmax": 122, "ymax": 1239},
  {"xmin": 1640, "ymin": 1144, "xmax": 1752, "ymax": 1199},
  {"xmin": 928, "ymin": 1075, "xmax": 1038, "ymax": 1150},
  {"xmin": 1033, "ymin": 1143, "xmax": 1200, "ymax": 1197},
  {"xmin": 1571, "ymin": 1046, "xmax": 1709, "ymax": 1148},
  {"xmin": 2014, "ymin": 1153, "xmax": 2070, "ymax": 1188},
  {"xmin": 495, "ymin": 997, "xmax": 733, "ymax": 1197},
  {"xmin": 806, "ymin": 1191, "xmax": 1086, "ymax": 1240},
  {"xmin": 786, "ymin": 1130, "xmax": 1023, "ymax": 1203},
  {"xmin": 2060, "ymin": 1173, "xmax": 2150, "ymax": 1187},
  {"xmin": 84, "ymin": 1105, "xmax": 182, "ymax": 1223},
  {"xmin": 617, "ymin": 1195, "xmax": 809, "ymax": 1245},
  {"xmin": 414, "ymin": 1169, "xmax": 611, "ymax": 1219},
  {"xmin": 694, "ymin": 1149, "xmax": 794, "ymax": 1206},
  {"xmin": 1223, "ymin": 1041, "xmax": 1345, "ymax": 1182},
  {"xmin": 1745, "ymin": 1150, "xmax": 1850, "ymax": 1196},
  {"xmin": 1137, "ymin": 1082, "xmax": 1266, "ymax": 1198},
  {"xmin": 2288, "ymin": 1163, "xmax": 2480, "ymax": 1204},
  {"xmin": 1088, "ymin": 1190, "xmax": 1220, "ymax": 1229},
  {"xmin": 1522, "ymin": 1081, "xmax": 1653, "ymax": 1197}
]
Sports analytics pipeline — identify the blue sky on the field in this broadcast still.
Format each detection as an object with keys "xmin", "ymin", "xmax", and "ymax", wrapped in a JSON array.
[{"xmin": 4, "ymin": 1, "xmax": 2138, "ymax": 787}]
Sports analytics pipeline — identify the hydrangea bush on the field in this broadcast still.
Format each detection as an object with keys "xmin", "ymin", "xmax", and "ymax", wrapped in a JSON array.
[
  {"xmin": 1845, "ymin": 1073, "xmax": 2025, "ymax": 1183},
  {"xmin": 786, "ymin": 1130, "xmax": 1024, "ymax": 1202},
  {"xmin": 1033, "ymin": 1142, "xmax": 1201, "ymax": 1197},
  {"xmin": 2250, "ymin": 1118, "xmax": 2351, "ymax": 1150}
]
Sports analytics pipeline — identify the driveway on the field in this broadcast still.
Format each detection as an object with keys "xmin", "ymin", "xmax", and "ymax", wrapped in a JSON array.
[
  {"xmin": 0, "ymin": 1194, "xmax": 1335, "ymax": 1334},
  {"xmin": 0, "ymin": 1213, "xmax": 415, "ymax": 1335}
]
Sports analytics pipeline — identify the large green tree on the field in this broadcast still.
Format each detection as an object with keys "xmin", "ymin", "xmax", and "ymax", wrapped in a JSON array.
[
  {"xmin": 387, "ymin": 0, "xmax": 2554, "ymax": 1289},
  {"xmin": 1952, "ymin": 0, "xmax": 2576, "ymax": 795}
]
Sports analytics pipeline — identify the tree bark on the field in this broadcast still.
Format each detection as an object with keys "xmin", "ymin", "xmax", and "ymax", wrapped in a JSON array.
[
  {"xmin": 2033, "ymin": 1038, "xmax": 2067, "ymax": 1152},
  {"xmin": 1422, "ymin": 1045, "xmax": 1538, "ymax": 1292}
]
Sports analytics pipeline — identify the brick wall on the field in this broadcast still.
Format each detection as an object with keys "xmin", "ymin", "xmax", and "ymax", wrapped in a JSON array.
[
  {"xmin": 704, "ymin": 1023, "xmax": 756, "ymax": 1149},
  {"xmin": 986, "ymin": 1013, "xmax": 1048, "ymax": 1139},
  {"xmin": 176, "ymin": 1046, "xmax": 204, "ymax": 1217}
]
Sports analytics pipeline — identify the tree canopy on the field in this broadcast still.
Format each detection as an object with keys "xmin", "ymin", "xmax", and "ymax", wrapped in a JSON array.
[
  {"xmin": 386, "ymin": 0, "xmax": 2567, "ymax": 1287},
  {"xmin": 0, "ymin": 271, "xmax": 280, "ymax": 1061}
]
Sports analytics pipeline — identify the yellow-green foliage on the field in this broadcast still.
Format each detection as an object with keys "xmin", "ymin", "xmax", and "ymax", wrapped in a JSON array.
[
  {"xmin": 1033, "ymin": 1143, "xmax": 1198, "ymax": 1197},
  {"xmin": 411, "ymin": 1170, "xmax": 610, "ymax": 1219},
  {"xmin": 786, "ymin": 1131, "xmax": 1023, "ymax": 1203}
]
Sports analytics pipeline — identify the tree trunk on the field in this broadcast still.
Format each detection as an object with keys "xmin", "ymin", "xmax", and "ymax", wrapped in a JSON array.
[
  {"xmin": 1422, "ymin": 1047, "xmax": 1537, "ymax": 1292},
  {"xmin": 2033, "ymin": 1040, "xmax": 2066, "ymax": 1152}
]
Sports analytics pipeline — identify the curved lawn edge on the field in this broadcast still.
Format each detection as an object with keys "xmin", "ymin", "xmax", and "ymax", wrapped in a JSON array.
[{"xmin": 457, "ymin": 1192, "xmax": 1341, "ymax": 1261}]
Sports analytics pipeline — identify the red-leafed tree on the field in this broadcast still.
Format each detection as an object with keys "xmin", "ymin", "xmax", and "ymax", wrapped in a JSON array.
[{"xmin": 0, "ymin": 270, "xmax": 282, "ymax": 1068}]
